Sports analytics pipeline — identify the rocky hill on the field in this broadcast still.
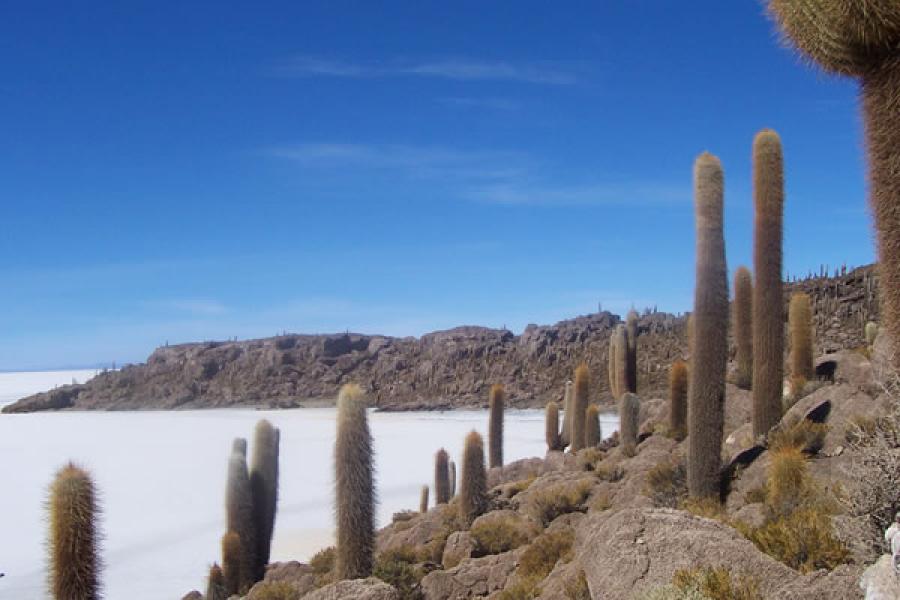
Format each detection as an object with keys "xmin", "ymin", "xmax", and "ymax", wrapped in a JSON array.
[{"xmin": 3, "ymin": 264, "xmax": 879, "ymax": 413}]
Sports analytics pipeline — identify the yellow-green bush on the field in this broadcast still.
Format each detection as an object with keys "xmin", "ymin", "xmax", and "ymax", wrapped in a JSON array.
[
  {"xmin": 672, "ymin": 567, "xmax": 762, "ymax": 600},
  {"xmin": 494, "ymin": 577, "xmax": 541, "ymax": 600},
  {"xmin": 470, "ymin": 516, "xmax": 537, "ymax": 556},
  {"xmin": 680, "ymin": 496, "xmax": 725, "ymax": 521},
  {"xmin": 308, "ymin": 546, "xmax": 335, "ymax": 588},
  {"xmin": 519, "ymin": 529, "xmax": 575, "ymax": 580},
  {"xmin": 373, "ymin": 546, "xmax": 425, "ymax": 599},
  {"xmin": 645, "ymin": 459, "xmax": 687, "ymax": 508},
  {"xmin": 528, "ymin": 480, "xmax": 592, "ymax": 526},
  {"xmin": 768, "ymin": 420, "xmax": 829, "ymax": 455},
  {"xmin": 576, "ymin": 447, "xmax": 605, "ymax": 472},
  {"xmin": 250, "ymin": 582, "xmax": 301, "ymax": 600}
]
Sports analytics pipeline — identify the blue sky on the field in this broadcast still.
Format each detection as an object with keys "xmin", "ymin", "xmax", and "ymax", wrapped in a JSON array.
[{"xmin": 0, "ymin": 1, "xmax": 872, "ymax": 370}]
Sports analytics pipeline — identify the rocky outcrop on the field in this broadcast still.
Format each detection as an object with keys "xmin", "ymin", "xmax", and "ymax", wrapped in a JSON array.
[{"xmin": 302, "ymin": 578, "xmax": 399, "ymax": 600}]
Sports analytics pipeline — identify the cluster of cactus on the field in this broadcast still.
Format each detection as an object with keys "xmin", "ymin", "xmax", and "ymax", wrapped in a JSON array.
[
  {"xmin": 48, "ymin": 463, "xmax": 101, "ymax": 600},
  {"xmin": 732, "ymin": 266, "xmax": 753, "ymax": 389},
  {"xmin": 459, "ymin": 430, "xmax": 488, "ymax": 526},
  {"xmin": 488, "ymin": 384, "xmax": 505, "ymax": 468},
  {"xmin": 789, "ymin": 292, "xmax": 814, "ymax": 396}
]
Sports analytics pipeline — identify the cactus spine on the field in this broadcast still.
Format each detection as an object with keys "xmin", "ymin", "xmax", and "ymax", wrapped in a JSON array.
[
  {"xmin": 459, "ymin": 430, "xmax": 488, "ymax": 527},
  {"xmin": 221, "ymin": 531, "xmax": 241, "ymax": 597},
  {"xmin": 488, "ymin": 384, "xmax": 505, "ymax": 468},
  {"xmin": 789, "ymin": 292, "xmax": 814, "ymax": 382},
  {"xmin": 226, "ymin": 439, "xmax": 257, "ymax": 593},
  {"xmin": 250, "ymin": 420, "xmax": 280, "ymax": 578},
  {"xmin": 48, "ymin": 463, "xmax": 100, "ymax": 600},
  {"xmin": 449, "ymin": 460, "xmax": 457, "ymax": 498},
  {"xmin": 619, "ymin": 393, "xmax": 641, "ymax": 457},
  {"xmin": 334, "ymin": 383, "xmax": 375, "ymax": 580},
  {"xmin": 570, "ymin": 364, "xmax": 590, "ymax": 452},
  {"xmin": 626, "ymin": 309, "xmax": 639, "ymax": 393},
  {"xmin": 206, "ymin": 563, "xmax": 227, "ymax": 600},
  {"xmin": 751, "ymin": 130, "xmax": 785, "ymax": 438},
  {"xmin": 434, "ymin": 448, "xmax": 451, "ymax": 504},
  {"xmin": 419, "ymin": 485, "xmax": 429, "ymax": 513},
  {"xmin": 688, "ymin": 152, "xmax": 729, "ymax": 499},
  {"xmin": 545, "ymin": 401, "xmax": 562, "ymax": 451},
  {"xmin": 559, "ymin": 380, "xmax": 573, "ymax": 448},
  {"xmin": 767, "ymin": 4, "xmax": 900, "ymax": 367},
  {"xmin": 585, "ymin": 404, "xmax": 601, "ymax": 447},
  {"xmin": 669, "ymin": 360, "xmax": 688, "ymax": 441},
  {"xmin": 733, "ymin": 266, "xmax": 753, "ymax": 389}
]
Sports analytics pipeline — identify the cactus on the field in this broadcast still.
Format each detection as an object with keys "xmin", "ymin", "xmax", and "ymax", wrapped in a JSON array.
[
  {"xmin": 608, "ymin": 331, "xmax": 619, "ymax": 400},
  {"xmin": 459, "ymin": 430, "xmax": 488, "ymax": 526},
  {"xmin": 789, "ymin": 292, "xmax": 814, "ymax": 382},
  {"xmin": 488, "ymin": 384, "xmax": 505, "ymax": 468},
  {"xmin": 612, "ymin": 325, "xmax": 629, "ymax": 400},
  {"xmin": 559, "ymin": 380, "xmax": 573, "ymax": 448},
  {"xmin": 866, "ymin": 321, "xmax": 879, "ymax": 346},
  {"xmin": 751, "ymin": 130, "xmax": 785, "ymax": 439},
  {"xmin": 619, "ymin": 393, "xmax": 641, "ymax": 457},
  {"xmin": 334, "ymin": 383, "xmax": 375, "ymax": 580},
  {"xmin": 545, "ymin": 401, "xmax": 562, "ymax": 451},
  {"xmin": 250, "ymin": 420, "xmax": 280, "ymax": 578},
  {"xmin": 626, "ymin": 309, "xmax": 639, "ymax": 393},
  {"xmin": 733, "ymin": 266, "xmax": 753, "ymax": 389},
  {"xmin": 48, "ymin": 463, "xmax": 100, "ymax": 600},
  {"xmin": 766, "ymin": 7, "xmax": 900, "ymax": 339},
  {"xmin": 688, "ymin": 152, "xmax": 729, "ymax": 499},
  {"xmin": 206, "ymin": 563, "xmax": 227, "ymax": 600},
  {"xmin": 233, "ymin": 437, "xmax": 247, "ymax": 457},
  {"xmin": 449, "ymin": 460, "xmax": 457, "ymax": 498},
  {"xmin": 669, "ymin": 360, "xmax": 688, "ymax": 441},
  {"xmin": 570, "ymin": 364, "xmax": 590, "ymax": 452},
  {"xmin": 585, "ymin": 404, "xmax": 601, "ymax": 447},
  {"xmin": 434, "ymin": 448, "xmax": 451, "ymax": 504},
  {"xmin": 226, "ymin": 439, "xmax": 257, "ymax": 593},
  {"xmin": 419, "ymin": 485, "xmax": 429, "ymax": 513},
  {"xmin": 221, "ymin": 531, "xmax": 241, "ymax": 597}
]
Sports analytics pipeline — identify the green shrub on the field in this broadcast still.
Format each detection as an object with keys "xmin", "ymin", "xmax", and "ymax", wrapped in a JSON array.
[
  {"xmin": 250, "ymin": 581, "xmax": 301, "ymax": 600},
  {"xmin": 645, "ymin": 459, "xmax": 687, "ymax": 508},
  {"xmin": 373, "ymin": 546, "xmax": 424, "ymax": 600}
]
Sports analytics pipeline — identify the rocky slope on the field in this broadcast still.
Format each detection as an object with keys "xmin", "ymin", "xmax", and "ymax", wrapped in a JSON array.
[{"xmin": 4, "ymin": 265, "xmax": 878, "ymax": 413}]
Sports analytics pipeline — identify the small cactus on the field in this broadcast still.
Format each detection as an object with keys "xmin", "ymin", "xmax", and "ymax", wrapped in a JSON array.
[
  {"xmin": 570, "ymin": 364, "xmax": 590, "ymax": 452},
  {"xmin": 732, "ymin": 266, "xmax": 753, "ymax": 389},
  {"xmin": 866, "ymin": 321, "xmax": 878, "ymax": 346},
  {"xmin": 221, "ymin": 531, "xmax": 241, "ymax": 597},
  {"xmin": 250, "ymin": 420, "xmax": 280, "ymax": 578},
  {"xmin": 459, "ymin": 430, "xmax": 488, "ymax": 527},
  {"xmin": 449, "ymin": 460, "xmax": 457, "ymax": 498},
  {"xmin": 669, "ymin": 360, "xmax": 688, "ymax": 441},
  {"xmin": 619, "ymin": 393, "xmax": 640, "ymax": 457},
  {"xmin": 434, "ymin": 448, "xmax": 451, "ymax": 504},
  {"xmin": 585, "ymin": 404, "xmax": 601, "ymax": 447},
  {"xmin": 626, "ymin": 309, "xmax": 639, "ymax": 393},
  {"xmin": 789, "ymin": 293, "xmax": 814, "ymax": 382},
  {"xmin": 48, "ymin": 463, "xmax": 100, "ymax": 600},
  {"xmin": 206, "ymin": 563, "xmax": 227, "ymax": 600},
  {"xmin": 226, "ymin": 439, "xmax": 257, "ymax": 593},
  {"xmin": 559, "ymin": 380, "xmax": 573, "ymax": 448},
  {"xmin": 545, "ymin": 401, "xmax": 562, "ymax": 451},
  {"xmin": 419, "ymin": 485, "xmax": 429, "ymax": 513},
  {"xmin": 488, "ymin": 384, "xmax": 505, "ymax": 468},
  {"xmin": 334, "ymin": 383, "xmax": 375, "ymax": 580}
]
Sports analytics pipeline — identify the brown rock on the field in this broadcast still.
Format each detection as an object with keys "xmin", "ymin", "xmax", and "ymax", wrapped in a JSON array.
[
  {"xmin": 441, "ymin": 532, "xmax": 476, "ymax": 569},
  {"xmin": 420, "ymin": 548, "xmax": 524, "ymax": 600},
  {"xmin": 301, "ymin": 578, "xmax": 399, "ymax": 600}
]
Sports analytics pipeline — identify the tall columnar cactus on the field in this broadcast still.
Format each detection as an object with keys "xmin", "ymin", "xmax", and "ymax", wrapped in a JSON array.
[
  {"xmin": 334, "ymin": 383, "xmax": 375, "ymax": 580},
  {"xmin": 789, "ymin": 292, "xmax": 814, "ymax": 381},
  {"xmin": 207, "ymin": 563, "xmax": 227, "ymax": 600},
  {"xmin": 559, "ymin": 380, "xmax": 573, "ymax": 448},
  {"xmin": 688, "ymin": 152, "xmax": 729, "ymax": 499},
  {"xmin": 619, "ymin": 393, "xmax": 641, "ymax": 457},
  {"xmin": 449, "ymin": 460, "xmax": 457, "ymax": 498},
  {"xmin": 233, "ymin": 438, "xmax": 247, "ymax": 457},
  {"xmin": 419, "ymin": 485, "xmax": 429, "ymax": 513},
  {"xmin": 459, "ymin": 430, "xmax": 488, "ymax": 526},
  {"xmin": 626, "ymin": 309, "xmax": 639, "ymax": 393},
  {"xmin": 434, "ymin": 448, "xmax": 451, "ymax": 504},
  {"xmin": 733, "ymin": 266, "xmax": 754, "ymax": 389},
  {"xmin": 669, "ymin": 360, "xmax": 688, "ymax": 441},
  {"xmin": 488, "ymin": 384, "xmax": 505, "ymax": 468},
  {"xmin": 585, "ymin": 404, "xmax": 601, "ymax": 447},
  {"xmin": 226, "ymin": 439, "xmax": 257, "ymax": 593},
  {"xmin": 48, "ymin": 463, "xmax": 100, "ymax": 600},
  {"xmin": 250, "ymin": 419, "xmax": 280, "ymax": 578},
  {"xmin": 545, "ymin": 401, "xmax": 562, "ymax": 451},
  {"xmin": 613, "ymin": 325, "xmax": 629, "ymax": 399},
  {"xmin": 768, "ymin": 2, "xmax": 900, "ymax": 369},
  {"xmin": 608, "ymin": 331, "xmax": 619, "ymax": 399},
  {"xmin": 751, "ymin": 130, "xmax": 785, "ymax": 438},
  {"xmin": 570, "ymin": 364, "xmax": 590, "ymax": 452},
  {"xmin": 221, "ymin": 531, "xmax": 241, "ymax": 597}
]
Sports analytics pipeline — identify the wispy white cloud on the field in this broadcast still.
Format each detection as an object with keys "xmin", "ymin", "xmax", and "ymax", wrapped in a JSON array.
[
  {"xmin": 466, "ymin": 181, "xmax": 691, "ymax": 207},
  {"xmin": 271, "ymin": 56, "xmax": 578, "ymax": 85}
]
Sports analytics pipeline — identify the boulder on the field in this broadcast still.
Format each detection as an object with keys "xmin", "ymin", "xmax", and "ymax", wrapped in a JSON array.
[
  {"xmin": 420, "ymin": 548, "xmax": 523, "ymax": 600},
  {"xmin": 301, "ymin": 578, "xmax": 399, "ymax": 600},
  {"xmin": 860, "ymin": 554, "xmax": 900, "ymax": 599},
  {"xmin": 441, "ymin": 531, "xmax": 476, "ymax": 569}
]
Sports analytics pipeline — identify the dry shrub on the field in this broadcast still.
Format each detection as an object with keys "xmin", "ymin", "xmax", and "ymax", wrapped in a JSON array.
[
  {"xmin": 494, "ymin": 577, "xmax": 540, "ymax": 600},
  {"xmin": 680, "ymin": 496, "xmax": 725, "ymax": 521},
  {"xmin": 527, "ymin": 480, "xmax": 592, "ymax": 526},
  {"xmin": 672, "ymin": 567, "xmax": 762, "ymax": 600},
  {"xmin": 644, "ymin": 459, "xmax": 687, "ymax": 508},
  {"xmin": 518, "ymin": 529, "xmax": 575, "ymax": 580},
  {"xmin": 768, "ymin": 419, "xmax": 829, "ymax": 455},
  {"xmin": 503, "ymin": 477, "xmax": 537, "ymax": 498},
  {"xmin": 392, "ymin": 510, "xmax": 417, "ymax": 524},
  {"xmin": 373, "ymin": 545, "xmax": 425, "ymax": 600},
  {"xmin": 563, "ymin": 570, "xmax": 591, "ymax": 599},
  {"xmin": 576, "ymin": 447, "xmax": 605, "ymax": 472},
  {"xmin": 594, "ymin": 464, "xmax": 624, "ymax": 482},
  {"xmin": 590, "ymin": 491, "xmax": 612, "ymax": 512},
  {"xmin": 421, "ymin": 505, "xmax": 463, "ymax": 564},
  {"xmin": 250, "ymin": 581, "xmax": 301, "ymax": 600},
  {"xmin": 470, "ymin": 516, "xmax": 536, "ymax": 556},
  {"xmin": 308, "ymin": 546, "xmax": 335, "ymax": 588},
  {"xmin": 744, "ymin": 486, "xmax": 767, "ymax": 505}
]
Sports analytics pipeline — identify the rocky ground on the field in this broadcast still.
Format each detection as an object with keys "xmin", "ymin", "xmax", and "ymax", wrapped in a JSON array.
[{"xmin": 182, "ymin": 340, "xmax": 900, "ymax": 600}]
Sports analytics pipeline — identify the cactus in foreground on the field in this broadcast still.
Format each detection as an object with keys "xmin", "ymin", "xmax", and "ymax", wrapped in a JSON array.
[
  {"xmin": 619, "ymin": 393, "xmax": 641, "ymax": 457},
  {"xmin": 449, "ymin": 460, "xmax": 457, "ymax": 498},
  {"xmin": 226, "ymin": 438, "xmax": 257, "ymax": 593},
  {"xmin": 250, "ymin": 420, "xmax": 280, "ymax": 578},
  {"xmin": 459, "ymin": 430, "xmax": 488, "ymax": 527},
  {"xmin": 419, "ymin": 485, "xmax": 429, "ymax": 513},
  {"xmin": 688, "ymin": 152, "xmax": 728, "ymax": 499},
  {"xmin": 866, "ymin": 321, "xmax": 879, "ymax": 347},
  {"xmin": 733, "ymin": 266, "xmax": 753, "ymax": 389},
  {"xmin": 789, "ymin": 292, "xmax": 814, "ymax": 382},
  {"xmin": 335, "ymin": 383, "xmax": 375, "ymax": 580},
  {"xmin": 559, "ymin": 380, "xmax": 573, "ymax": 448},
  {"xmin": 545, "ymin": 401, "xmax": 562, "ymax": 451},
  {"xmin": 768, "ymin": 2, "xmax": 900, "ymax": 368},
  {"xmin": 751, "ymin": 130, "xmax": 785, "ymax": 439},
  {"xmin": 585, "ymin": 404, "xmax": 601, "ymax": 447},
  {"xmin": 669, "ymin": 360, "xmax": 688, "ymax": 441},
  {"xmin": 570, "ymin": 364, "xmax": 590, "ymax": 452},
  {"xmin": 221, "ymin": 531, "xmax": 241, "ymax": 597},
  {"xmin": 48, "ymin": 463, "xmax": 100, "ymax": 600},
  {"xmin": 206, "ymin": 563, "xmax": 227, "ymax": 600},
  {"xmin": 488, "ymin": 384, "xmax": 505, "ymax": 468},
  {"xmin": 626, "ymin": 309, "xmax": 639, "ymax": 393},
  {"xmin": 434, "ymin": 448, "xmax": 451, "ymax": 504}
]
